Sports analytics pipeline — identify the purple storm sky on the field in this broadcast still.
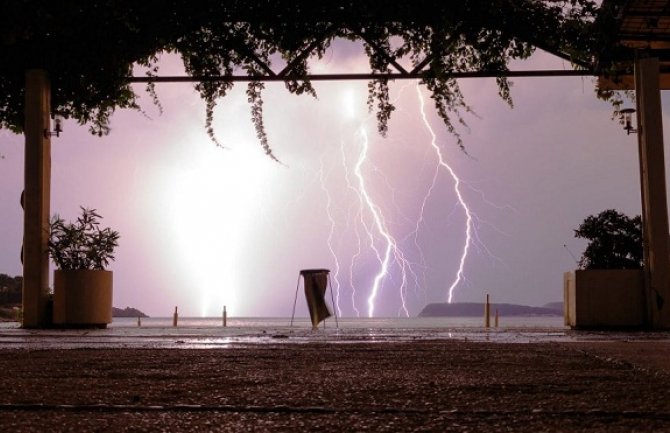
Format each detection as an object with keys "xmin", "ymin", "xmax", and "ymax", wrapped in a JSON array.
[{"xmin": 1, "ymin": 42, "xmax": 668, "ymax": 318}]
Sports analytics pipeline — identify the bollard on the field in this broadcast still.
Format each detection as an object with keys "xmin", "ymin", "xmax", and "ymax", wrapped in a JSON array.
[
  {"xmin": 495, "ymin": 309, "xmax": 499, "ymax": 328},
  {"xmin": 137, "ymin": 316, "xmax": 141, "ymax": 327},
  {"xmin": 173, "ymin": 306, "xmax": 178, "ymax": 327},
  {"xmin": 223, "ymin": 305, "xmax": 227, "ymax": 327},
  {"xmin": 484, "ymin": 294, "xmax": 491, "ymax": 328}
]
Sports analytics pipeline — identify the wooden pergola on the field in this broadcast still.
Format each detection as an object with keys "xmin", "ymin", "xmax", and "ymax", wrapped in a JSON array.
[
  {"xmin": 595, "ymin": 0, "xmax": 670, "ymax": 328},
  {"xmin": 18, "ymin": 0, "xmax": 670, "ymax": 328}
]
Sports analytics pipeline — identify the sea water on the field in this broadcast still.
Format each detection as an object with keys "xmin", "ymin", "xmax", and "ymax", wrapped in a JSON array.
[
  {"xmin": 4, "ymin": 316, "xmax": 667, "ymax": 349},
  {"xmin": 90, "ymin": 316, "xmax": 570, "ymax": 348},
  {"xmin": 109, "ymin": 316, "xmax": 565, "ymax": 329}
]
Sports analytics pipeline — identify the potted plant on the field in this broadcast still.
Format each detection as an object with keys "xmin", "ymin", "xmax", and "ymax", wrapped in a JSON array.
[
  {"xmin": 49, "ymin": 207, "xmax": 120, "ymax": 328},
  {"xmin": 564, "ymin": 209, "xmax": 645, "ymax": 328}
]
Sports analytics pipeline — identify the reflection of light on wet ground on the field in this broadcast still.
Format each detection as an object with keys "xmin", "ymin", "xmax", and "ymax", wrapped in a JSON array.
[{"xmin": 1, "ymin": 320, "xmax": 668, "ymax": 349}]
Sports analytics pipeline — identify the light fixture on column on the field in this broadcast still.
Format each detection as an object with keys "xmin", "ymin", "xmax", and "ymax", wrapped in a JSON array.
[
  {"xmin": 43, "ymin": 116, "xmax": 63, "ymax": 138},
  {"xmin": 619, "ymin": 108, "xmax": 637, "ymax": 135}
]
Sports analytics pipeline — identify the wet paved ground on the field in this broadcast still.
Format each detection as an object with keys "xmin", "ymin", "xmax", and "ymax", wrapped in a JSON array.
[
  {"xmin": 1, "ymin": 321, "xmax": 669, "ymax": 348},
  {"xmin": 0, "ymin": 324, "xmax": 669, "ymax": 432}
]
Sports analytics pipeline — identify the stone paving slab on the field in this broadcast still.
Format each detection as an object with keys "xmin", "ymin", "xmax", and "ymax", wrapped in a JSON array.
[{"xmin": 1, "ymin": 341, "xmax": 670, "ymax": 432}]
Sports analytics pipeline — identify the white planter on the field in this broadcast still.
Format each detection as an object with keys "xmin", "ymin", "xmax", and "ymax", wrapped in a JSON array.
[
  {"xmin": 564, "ymin": 269, "xmax": 646, "ymax": 328},
  {"xmin": 53, "ymin": 270, "xmax": 113, "ymax": 328}
]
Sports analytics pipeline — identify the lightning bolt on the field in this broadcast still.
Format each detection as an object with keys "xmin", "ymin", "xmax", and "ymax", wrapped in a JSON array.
[
  {"xmin": 339, "ymin": 138, "xmax": 362, "ymax": 317},
  {"xmin": 319, "ymin": 157, "xmax": 343, "ymax": 317},
  {"xmin": 416, "ymin": 84, "xmax": 473, "ymax": 303},
  {"xmin": 463, "ymin": 183, "xmax": 516, "ymax": 268},
  {"xmin": 316, "ymin": 82, "xmax": 481, "ymax": 317},
  {"xmin": 354, "ymin": 129, "xmax": 411, "ymax": 317}
]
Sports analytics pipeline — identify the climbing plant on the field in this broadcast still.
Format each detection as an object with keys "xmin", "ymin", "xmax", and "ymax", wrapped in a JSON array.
[{"xmin": 0, "ymin": 1, "xmax": 608, "ymax": 158}]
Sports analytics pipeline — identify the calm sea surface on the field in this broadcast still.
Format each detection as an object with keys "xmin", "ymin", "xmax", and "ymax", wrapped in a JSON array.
[
  {"xmin": 109, "ymin": 316, "xmax": 565, "ymax": 329},
  {"xmin": 5, "ymin": 316, "xmax": 667, "ymax": 348}
]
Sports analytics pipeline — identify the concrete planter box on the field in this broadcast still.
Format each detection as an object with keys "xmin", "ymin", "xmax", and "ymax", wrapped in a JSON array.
[
  {"xmin": 564, "ymin": 269, "xmax": 646, "ymax": 328},
  {"xmin": 53, "ymin": 270, "xmax": 113, "ymax": 328}
]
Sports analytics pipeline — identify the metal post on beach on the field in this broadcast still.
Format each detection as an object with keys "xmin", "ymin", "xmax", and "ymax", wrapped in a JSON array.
[
  {"xmin": 484, "ymin": 294, "xmax": 491, "ymax": 328},
  {"xmin": 173, "ymin": 306, "xmax": 178, "ymax": 327},
  {"xmin": 223, "ymin": 305, "xmax": 227, "ymax": 327}
]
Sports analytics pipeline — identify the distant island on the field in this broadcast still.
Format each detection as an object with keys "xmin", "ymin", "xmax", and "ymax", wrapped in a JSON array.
[
  {"xmin": 1, "ymin": 306, "xmax": 149, "ymax": 322},
  {"xmin": 112, "ymin": 307, "xmax": 149, "ymax": 318},
  {"xmin": 418, "ymin": 302, "xmax": 563, "ymax": 317},
  {"xmin": 2, "ymin": 270, "xmax": 149, "ymax": 321}
]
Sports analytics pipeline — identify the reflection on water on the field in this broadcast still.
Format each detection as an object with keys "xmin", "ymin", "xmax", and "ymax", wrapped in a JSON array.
[
  {"xmin": 109, "ymin": 316, "xmax": 566, "ymax": 329},
  {"xmin": 4, "ymin": 316, "xmax": 666, "ymax": 349}
]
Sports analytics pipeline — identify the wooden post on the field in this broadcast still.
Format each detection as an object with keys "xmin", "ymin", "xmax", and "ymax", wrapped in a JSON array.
[
  {"xmin": 223, "ymin": 305, "xmax": 227, "ymax": 327},
  {"xmin": 484, "ymin": 294, "xmax": 490, "ymax": 328},
  {"xmin": 635, "ymin": 56, "xmax": 670, "ymax": 329},
  {"xmin": 172, "ymin": 306, "xmax": 178, "ymax": 327},
  {"xmin": 22, "ymin": 69, "xmax": 52, "ymax": 328}
]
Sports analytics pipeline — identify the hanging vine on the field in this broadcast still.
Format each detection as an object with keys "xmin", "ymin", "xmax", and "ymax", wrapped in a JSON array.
[{"xmin": 0, "ymin": 0, "xmax": 606, "ymax": 158}]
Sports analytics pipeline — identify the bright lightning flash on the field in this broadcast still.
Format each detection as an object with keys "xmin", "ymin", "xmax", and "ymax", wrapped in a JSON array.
[
  {"xmin": 416, "ymin": 85, "xmax": 474, "ymax": 303},
  {"xmin": 355, "ymin": 129, "xmax": 410, "ymax": 318},
  {"xmin": 317, "ymin": 82, "xmax": 479, "ymax": 317},
  {"xmin": 319, "ymin": 157, "xmax": 343, "ymax": 317}
]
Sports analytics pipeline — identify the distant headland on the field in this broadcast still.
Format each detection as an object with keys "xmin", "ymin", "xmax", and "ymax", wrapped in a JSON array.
[
  {"xmin": 418, "ymin": 302, "xmax": 563, "ymax": 317},
  {"xmin": 112, "ymin": 307, "xmax": 149, "ymax": 318},
  {"xmin": 1, "ymin": 306, "xmax": 149, "ymax": 322}
]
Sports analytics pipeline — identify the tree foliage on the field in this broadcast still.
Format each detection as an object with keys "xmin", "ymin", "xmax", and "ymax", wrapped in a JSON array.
[
  {"xmin": 0, "ymin": 274, "xmax": 22, "ymax": 305},
  {"xmin": 0, "ymin": 1, "xmax": 601, "ymax": 157},
  {"xmin": 574, "ymin": 209, "xmax": 643, "ymax": 270}
]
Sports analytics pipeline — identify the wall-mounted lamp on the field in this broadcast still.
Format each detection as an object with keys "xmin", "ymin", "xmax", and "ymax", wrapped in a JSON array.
[
  {"xmin": 44, "ymin": 116, "xmax": 63, "ymax": 138},
  {"xmin": 619, "ymin": 108, "xmax": 637, "ymax": 135}
]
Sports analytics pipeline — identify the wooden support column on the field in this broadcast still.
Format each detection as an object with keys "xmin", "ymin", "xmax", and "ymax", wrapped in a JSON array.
[
  {"xmin": 635, "ymin": 56, "xmax": 670, "ymax": 329},
  {"xmin": 22, "ymin": 69, "xmax": 52, "ymax": 328}
]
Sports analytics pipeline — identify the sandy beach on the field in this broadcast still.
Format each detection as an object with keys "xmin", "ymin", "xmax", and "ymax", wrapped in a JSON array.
[{"xmin": 1, "ymin": 340, "xmax": 670, "ymax": 432}]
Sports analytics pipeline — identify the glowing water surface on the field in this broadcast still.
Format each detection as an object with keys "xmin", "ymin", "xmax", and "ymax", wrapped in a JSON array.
[
  {"xmin": 0, "ymin": 316, "xmax": 575, "ymax": 349},
  {"xmin": 2, "ymin": 316, "xmax": 666, "ymax": 350},
  {"xmin": 110, "ymin": 315, "xmax": 563, "ymax": 329}
]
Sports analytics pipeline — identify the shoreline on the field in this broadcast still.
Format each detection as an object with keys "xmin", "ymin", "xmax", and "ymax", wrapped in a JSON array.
[{"xmin": 1, "ymin": 317, "xmax": 669, "ymax": 348}]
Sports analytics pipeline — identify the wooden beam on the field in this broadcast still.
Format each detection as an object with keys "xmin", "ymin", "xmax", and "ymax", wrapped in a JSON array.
[
  {"xmin": 635, "ymin": 56, "xmax": 670, "ymax": 329},
  {"xmin": 128, "ymin": 69, "xmax": 594, "ymax": 84},
  {"xmin": 599, "ymin": 73, "xmax": 670, "ymax": 90},
  {"xmin": 22, "ymin": 69, "xmax": 52, "ymax": 328}
]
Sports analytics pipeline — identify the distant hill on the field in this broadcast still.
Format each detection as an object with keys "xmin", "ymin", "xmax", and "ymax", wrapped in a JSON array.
[
  {"xmin": 0, "ymin": 273, "xmax": 22, "ymax": 322},
  {"xmin": 112, "ymin": 307, "xmax": 149, "ymax": 318},
  {"xmin": 0, "ymin": 305, "xmax": 20, "ymax": 322},
  {"xmin": 542, "ymin": 302, "xmax": 564, "ymax": 311},
  {"xmin": 0, "ymin": 273, "xmax": 22, "ymax": 305},
  {"xmin": 3, "ymin": 306, "xmax": 149, "ymax": 321},
  {"xmin": 418, "ymin": 302, "xmax": 563, "ymax": 317}
]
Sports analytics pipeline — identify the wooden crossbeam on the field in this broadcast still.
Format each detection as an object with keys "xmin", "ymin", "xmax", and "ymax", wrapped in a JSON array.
[{"xmin": 128, "ymin": 69, "xmax": 595, "ymax": 84}]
